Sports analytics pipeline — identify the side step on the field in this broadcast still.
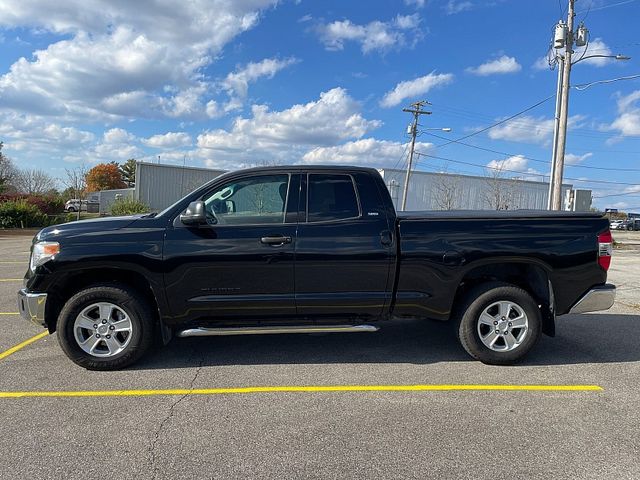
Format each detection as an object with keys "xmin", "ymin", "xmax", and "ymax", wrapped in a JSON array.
[{"xmin": 177, "ymin": 324, "xmax": 379, "ymax": 338}]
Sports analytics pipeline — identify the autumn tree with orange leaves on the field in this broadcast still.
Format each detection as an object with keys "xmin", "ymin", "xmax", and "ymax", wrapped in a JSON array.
[{"xmin": 85, "ymin": 162, "xmax": 127, "ymax": 191}]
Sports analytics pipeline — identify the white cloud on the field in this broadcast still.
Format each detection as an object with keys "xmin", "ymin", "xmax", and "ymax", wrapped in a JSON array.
[
  {"xmin": 564, "ymin": 152, "xmax": 593, "ymax": 165},
  {"xmin": 221, "ymin": 57, "xmax": 298, "ymax": 103},
  {"xmin": 302, "ymin": 138, "xmax": 433, "ymax": 167},
  {"xmin": 0, "ymin": 113, "xmax": 95, "ymax": 165},
  {"xmin": 487, "ymin": 114, "xmax": 585, "ymax": 145},
  {"xmin": 604, "ymin": 90, "xmax": 640, "ymax": 137},
  {"xmin": 380, "ymin": 72, "xmax": 454, "ymax": 108},
  {"xmin": 144, "ymin": 132, "xmax": 193, "ymax": 149},
  {"xmin": 196, "ymin": 88, "xmax": 381, "ymax": 168},
  {"xmin": 0, "ymin": 0, "xmax": 279, "ymax": 121},
  {"xmin": 405, "ymin": 0, "xmax": 426, "ymax": 7},
  {"xmin": 467, "ymin": 55, "xmax": 521, "ymax": 76},
  {"xmin": 443, "ymin": 0, "xmax": 474, "ymax": 14},
  {"xmin": 316, "ymin": 14, "xmax": 422, "ymax": 54},
  {"xmin": 574, "ymin": 38, "xmax": 616, "ymax": 67},
  {"xmin": 486, "ymin": 155, "xmax": 529, "ymax": 172},
  {"xmin": 93, "ymin": 128, "xmax": 141, "ymax": 161},
  {"xmin": 532, "ymin": 56, "xmax": 551, "ymax": 71}
]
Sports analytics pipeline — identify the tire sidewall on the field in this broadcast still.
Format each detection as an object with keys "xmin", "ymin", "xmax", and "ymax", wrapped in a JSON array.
[
  {"xmin": 57, "ymin": 285, "xmax": 153, "ymax": 370},
  {"xmin": 458, "ymin": 284, "xmax": 542, "ymax": 365}
]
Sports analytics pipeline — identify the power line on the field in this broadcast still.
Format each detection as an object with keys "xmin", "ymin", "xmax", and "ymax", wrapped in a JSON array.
[
  {"xmin": 577, "ymin": 0, "xmax": 638, "ymax": 13},
  {"xmin": 432, "ymin": 101, "xmax": 619, "ymax": 140},
  {"xmin": 593, "ymin": 191, "xmax": 640, "ymax": 198},
  {"xmin": 422, "ymin": 130, "xmax": 640, "ymax": 172},
  {"xmin": 431, "ymin": 94, "xmax": 556, "ymax": 149},
  {"xmin": 574, "ymin": 73, "xmax": 640, "ymax": 90},
  {"xmin": 413, "ymin": 152, "xmax": 640, "ymax": 186}
]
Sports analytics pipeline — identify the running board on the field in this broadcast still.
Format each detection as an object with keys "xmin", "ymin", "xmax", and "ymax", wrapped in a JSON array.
[{"xmin": 177, "ymin": 324, "xmax": 379, "ymax": 338}]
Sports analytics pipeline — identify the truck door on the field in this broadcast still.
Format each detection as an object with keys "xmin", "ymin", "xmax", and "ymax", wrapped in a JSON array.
[
  {"xmin": 163, "ymin": 173, "xmax": 299, "ymax": 322},
  {"xmin": 294, "ymin": 171, "xmax": 395, "ymax": 318}
]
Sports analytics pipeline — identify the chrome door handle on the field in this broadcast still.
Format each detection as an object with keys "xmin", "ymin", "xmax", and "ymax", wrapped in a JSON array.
[{"xmin": 260, "ymin": 236, "xmax": 292, "ymax": 245}]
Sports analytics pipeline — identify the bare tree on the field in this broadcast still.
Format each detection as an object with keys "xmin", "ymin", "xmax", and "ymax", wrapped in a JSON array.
[
  {"xmin": 432, "ymin": 173, "xmax": 461, "ymax": 210},
  {"xmin": 482, "ymin": 163, "xmax": 522, "ymax": 211},
  {"xmin": 64, "ymin": 164, "xmax": 88, "ymax": 221},
  {"xmin": 14, "ymin": 168, "xmax": 57, "ymax": 195},
  {"xmin": 0, "ymin": 142, "xmax": 17, "ymax": 193}
]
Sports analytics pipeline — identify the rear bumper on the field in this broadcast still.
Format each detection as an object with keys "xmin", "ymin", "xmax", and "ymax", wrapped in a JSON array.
[
  {"xmin": 17, "ymin": 289, "xmax": 47, "ymax": 326},
  {"xmin": 568, "ymin": 284, "xmax": 616, "ymax": 314}
]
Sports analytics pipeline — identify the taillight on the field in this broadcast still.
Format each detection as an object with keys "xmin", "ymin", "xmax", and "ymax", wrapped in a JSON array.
[{"xmin": 598, "ymin": 230, "xmax": 613, "ymax": 271}]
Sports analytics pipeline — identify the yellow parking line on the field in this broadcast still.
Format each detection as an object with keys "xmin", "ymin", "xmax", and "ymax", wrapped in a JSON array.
[
  {"xmin": 0, "ymin": 279, "xmax": 22, "ymax": 282},
  {"xmin": 0, "ymin": 384, "xmax": 603, "ymax": 398},
  {"xmin": 0, "ymin": 331, "xmax": 49, "ymax": 362},
  {"xmin": 0, "ymin": 262, "xmax": 25, "ymax": 264},
  {"xmin": 0, "ymin": 313, "xmax": 20, "ymax": 315}
]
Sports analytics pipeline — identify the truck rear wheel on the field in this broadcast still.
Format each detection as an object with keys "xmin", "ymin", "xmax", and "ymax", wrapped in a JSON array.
[
  {"xmin": 57, "ymin": 284, "xmax": 154, "ymax": 370},
  {"xmin": 455, "ymin": 282, "xmax": 542, "ymax": 365}
]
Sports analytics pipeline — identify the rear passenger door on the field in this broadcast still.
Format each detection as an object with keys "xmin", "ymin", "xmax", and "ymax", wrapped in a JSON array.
[{"xmin": 294, "ymin": 172, "xmax": 394, "ymax": 319}]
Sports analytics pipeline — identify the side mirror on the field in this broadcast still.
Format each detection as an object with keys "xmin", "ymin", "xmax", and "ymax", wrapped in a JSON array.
[{"xmin": 180, "ymin": 201, "xmax": 208, "ymax": 226}]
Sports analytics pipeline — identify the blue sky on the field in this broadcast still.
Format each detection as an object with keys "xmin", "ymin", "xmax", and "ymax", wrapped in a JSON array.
[{"xmin": 0, "ymin": 0, "xmax": 639, "ymax": 210}]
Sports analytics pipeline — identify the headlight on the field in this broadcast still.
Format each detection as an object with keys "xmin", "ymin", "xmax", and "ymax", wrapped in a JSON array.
[{"xmin": 30, "ymin": 242, "xmax": 60, "ymax": 271}]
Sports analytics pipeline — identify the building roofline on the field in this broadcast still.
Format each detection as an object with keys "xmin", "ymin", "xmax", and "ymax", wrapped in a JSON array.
[{"xmin": 378, "ymin": 168, "xmax": 573, "ymax": 189}]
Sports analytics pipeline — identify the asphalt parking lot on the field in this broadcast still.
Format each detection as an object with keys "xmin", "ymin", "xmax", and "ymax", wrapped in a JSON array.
[{"xmin": 1, "ymin": 232, "xmax": 639, "ymax": 479}]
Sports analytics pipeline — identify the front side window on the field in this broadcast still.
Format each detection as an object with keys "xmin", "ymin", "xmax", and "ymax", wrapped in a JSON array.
[
  {"xmin": 307, "ymin": 174, "xmax": 360, "ymax": 222},
  {"xmin": 203, "ymin": 174, "xmax": 289, "ymax": 225}
]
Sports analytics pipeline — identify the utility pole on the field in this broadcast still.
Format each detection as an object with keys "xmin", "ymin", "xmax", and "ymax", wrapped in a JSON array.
[
  {"xmin": 401, "ymin": 101, "xmax": 431, "ymax": 211},
  {"xmin": 550, "ymin": 0, "xmax": 575, "ymax": 210},
  {"xmin": 547, "ymin": 54, "xmax": 565, "ymax": 210},
  {"xmin": 546, "ymin": 2, "xmax": 629, "ymax": 210}
]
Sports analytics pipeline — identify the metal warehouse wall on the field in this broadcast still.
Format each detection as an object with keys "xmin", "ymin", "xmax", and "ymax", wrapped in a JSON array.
[
  {"xmin": 135, "ymin": 162, "xmax": 226, "ymax": 211},
  {"xmin": 98, "ymin": 188, "xmax": 135, "ymax": 214},
  {"xmin": 379, "ymin": 169, "xmax": 576, "ymax": 211}
]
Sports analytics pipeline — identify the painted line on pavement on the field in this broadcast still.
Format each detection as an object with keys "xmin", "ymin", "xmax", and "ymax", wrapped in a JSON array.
[
  {"xmin": 0, "ymin": 331, "xmax": 49, "ymax": 362},
  {"xmin": 0, "ymin": 313, "xmax": 20, "ymax": 315},
  {"xmin": 0, "ymin": 384, "xmax": 603, "ymax": 398},
  {"xmin": 0, "ymin": 279, "xmax": 22, "ymax": 282}
]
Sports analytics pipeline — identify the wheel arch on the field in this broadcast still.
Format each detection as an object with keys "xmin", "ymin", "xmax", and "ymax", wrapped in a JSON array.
[
  {"xmin": 452, "ymin": 259, "xmax": 555, "ymax": 337},
  {"xmin": 45, "ymin": 267, "xmax": 168, "ymax": 341}
]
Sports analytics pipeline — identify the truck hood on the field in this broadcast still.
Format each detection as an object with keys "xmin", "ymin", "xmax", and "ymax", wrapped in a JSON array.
[{"xmin": 35, "ymin": 215, "xmax": 142, "ymax": 242}]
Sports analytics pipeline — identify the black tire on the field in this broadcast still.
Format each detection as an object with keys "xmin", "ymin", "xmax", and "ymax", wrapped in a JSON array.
[
  {"xmin": 454, "ymin": 282, "xmax": 542, "ymax": 365},
  {"xmin": 67, "ymin": 207, "xmax": 76, "ymax": 212},
  {"xmin": 57, "ymin": 284, "xmax": 155, "ymax": 370}
]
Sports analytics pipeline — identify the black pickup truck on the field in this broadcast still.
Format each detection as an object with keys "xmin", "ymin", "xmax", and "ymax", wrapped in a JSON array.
[{"xmin": 18, "ymin": 166, "xmax": 615, "ymax": 370}]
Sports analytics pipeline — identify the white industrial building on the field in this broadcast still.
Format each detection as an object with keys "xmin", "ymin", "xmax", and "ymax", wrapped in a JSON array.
[
  {"xmin": 377, "ymin": 168, "xmax": 587, "ymax": 211},
  {"xmin": 97, "ymin": 161, "xmax": 591, "ymax": 213}
]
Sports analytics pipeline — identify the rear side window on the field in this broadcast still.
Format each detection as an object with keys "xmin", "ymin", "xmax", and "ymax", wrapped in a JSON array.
[{"xmin": 307, "ymin": 174, "xmax": 360, "ymax": 222}]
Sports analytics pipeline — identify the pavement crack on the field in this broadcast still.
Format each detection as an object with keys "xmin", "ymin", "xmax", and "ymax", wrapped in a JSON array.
[{"xmin": 148, "ymin": 354, "xmax": 205, "ymax": 480}]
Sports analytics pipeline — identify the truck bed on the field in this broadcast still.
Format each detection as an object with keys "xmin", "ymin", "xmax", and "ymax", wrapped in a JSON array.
[{"xmin": 397, "ymin": 210, "xmax": 603, "ymax": 221}]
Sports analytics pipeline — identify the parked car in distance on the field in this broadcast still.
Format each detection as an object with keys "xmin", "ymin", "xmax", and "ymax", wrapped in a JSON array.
[
  {"xmin": 610, "ymin": 220, "xmax": 623, "ymax": 229},
  {"xmin": 19, "ymin": 166, "xmax": 616, "ymax": 370},
  {"xmin": 64, "ymin": 199, "xmax": 88, "ymax": 212}
]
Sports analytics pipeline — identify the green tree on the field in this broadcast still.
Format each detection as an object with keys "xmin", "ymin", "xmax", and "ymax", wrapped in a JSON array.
[{"xmin": 119, "ymin": 159, "xmax": 137, "ymax": 187}]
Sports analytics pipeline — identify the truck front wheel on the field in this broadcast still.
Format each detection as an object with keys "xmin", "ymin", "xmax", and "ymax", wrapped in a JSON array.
[
  {"xmin": 57, "ymin": 284, "xmax": 155, "ymax": 370},
  {"xmin": 455, "ymin": 282, "xmax": 542, "ymax": 365}
]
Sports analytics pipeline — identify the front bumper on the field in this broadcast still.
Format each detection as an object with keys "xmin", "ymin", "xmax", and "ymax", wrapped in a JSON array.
[
  {"xmin": 568, "ymin": 284, "xmax": 616, "ymax": 314},
  {"xmin": 17, "ymin": 289, "xmax": 47, "ymax": 326}
]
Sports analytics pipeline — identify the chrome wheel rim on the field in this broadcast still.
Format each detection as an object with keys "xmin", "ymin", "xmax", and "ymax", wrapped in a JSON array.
[
  {"xmin": 73, "ymin": 302, "xmax": 133, "ymax": 357},
  {"xmin": 477, "ymin": 300, "xmax": 529, "ymax": 352}
]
